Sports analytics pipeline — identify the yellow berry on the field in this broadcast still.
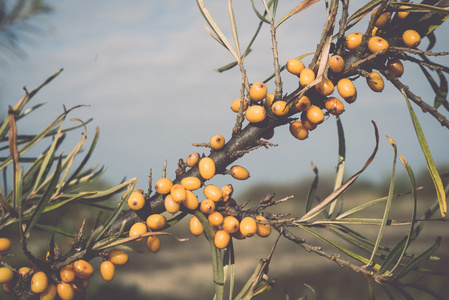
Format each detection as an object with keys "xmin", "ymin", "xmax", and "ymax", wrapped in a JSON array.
[
  {"xmin": 155, "ymin": 178, "xmax": 173, "ymax": 195},
  {"xmin": 286, "ymin": 59, "xmax": 305, "ymax": 76},
  {"xmin": 230, "ymin": 165, "xmax": 250, "ymax": 180},
  {"xmin": 100, "ymin": 261, "xmax": 115, "ymax": 282},
  {"xmin": 245, "ymin": 105, "xmax": 267, "ymax": 123},
  {"xmin": 221, "ymin": 184, "xmax": 234, "ymax": 202},
  {"xmin": 300, "ymin": 111, "xmax": 318, "ymax": 131},
  {"xmin": 337, "ymin": 78, "xmax": 357, "ymax": 103},
  {"xmin": 402, "ymin": 30, "xmax": 421, "ymax": 48},
  {"xmin": 127, "ymin": 190, "xmax": 145, "ymax": 210},
  {"xmin": 214, "ymin": 230, "xmax": 231, "ymax": 249},
  {"xmin": 3, "ymin": 282, "xmax": 13, "ymax": 293},
  {"xmin": 387, "ymin": 58, "xmax": 404, "ymax": 77},
  {"xmin": 200, "ymin": 199, "xmax": 216, "ymax": 214},
  {"xmin": 289, "ymin": 121, "xmax": 309, "ymax": 140},
  {"xmin": 208, "ymin": 211, "xmax": 224, "ymax": 227},
  {"xmin": 18, "ymin": 267, "xmax": 31, "ymax": 277},
  {"xmin": 295, "ymin": 96, "xmax": 311, "ymax": 112},
  {"xmin": 299, "ymin": 68, "xmax": 316, "ymax": 86},
  {"xmin": 164, "ymin": 194, "xmax": 181, "ymax": 214},
  {"xmin": 108, "ymin": 249, "xmax": 129, "ymax": 265},
  {"xmin": 0, "ymin": 238, "xmax": 11, "ymax": 253},
  {"xmin": 31, "ymin": 271, "xmax": 49, "ymax": 294},
  {"xmin": 324, "ymin": 97, "xmax": 345, "ymax": 115},
  {"xmin": 239, "ymin": 217, "xmax": 257, "ymax": 237},
  {"xmin": 181, "ymin": 177, "xmax": 202, "ymax": 191},
  {"xmin": 56, "ymin": 282, "xmax": 74, "ymax": 300},
  {"xmin": 146, "ymin": 214, "xmax": 167, "ymax": 230},
  {"xmin": 73, "ymin": 260, "xmax": 94, "ymax": 280},
  {"xmin": 223, "ymin": 216, "xmax": 240, "ymax": 234},
  {"xmin": 372, "ymin": 8, "xmax": 390, "ymax": 28},
  {"xmin": 170, "ymin": 184, "xmax": 187, "ymax": 203},
  {"xmin": 186, "ymin": 152, "xmax": 200, "ymax": 167},
  {"xmin": 40, "ymin": 283, "xmax": 57, "ymax": 300},
  {"xmin": 189, "ymin": 216, "xmax": 204, "ymax": 236},
  {"xmin": 231, "ymin": 98, "xmax": 248, "ymax": 112},
  {"xmin": 182, "ymin": 190, "xmax": 199, "ymax": 210},
  {"xmin": 249, "ymin": 82, "xmax": 268, "ymax": 102},
  {"xmin": 367, "ymin": 71, "xmax": 384, "ymax": 92},
  {"xmin": 315, "ymin": 77, "xmax": 335, "ymax": 96},
  {"xmin": 368, "ymin": 36, "xmax": 389, "ymax": 54},
  {"xmin": 397, "ymin": 5, "xmax": 411, "ymax": 19},
  {"xmin": 129, "ymin": 222, "xmax": 147, "ymax": 242},
  {"xmin": 146, "ymin": 235, "xmax": 161, "ymax": 253},
  {"xmin": 329, "ymin": 55, "xmax": 345, "ymax": 73},
  {"xmin": 264, "ymin": 93, "xmax": 275, "ymax": 108},
  {"xmin": 210, "ymin": 134, "xmax": 225, "ymax": 150},
  {"xmin": 199, "ymin": 157, "xmax": 216, "ymax": 180},
  {"xmin": 255, "ymin": 216, "xmax": 272, "ymax": 237},
  {"xmin": 306, "ymin": 105, "xmax": 324, "ymax": 124},
  {"xmin": 345, "ymin": 32, "xmax": 363, "ymax": 50},
  {"xmin": 203, "ymin": 184, "xmax": 223, "ymax": 202},
  {"xmin": 271, "ymin": 100, "xmax": 290, "ymax": 116},
  {"xmin": 0, "ymin": 267, "xmax": 14, "ymax": 284},
  {"xmin": 60, "ymin": 264, "xmax": 76, "ymax": 283}
]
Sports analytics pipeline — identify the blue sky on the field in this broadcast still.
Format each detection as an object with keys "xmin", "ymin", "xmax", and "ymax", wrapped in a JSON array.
[{"xmin": 1, "ymin": 1, "xmax": 448, "ymax": 197}]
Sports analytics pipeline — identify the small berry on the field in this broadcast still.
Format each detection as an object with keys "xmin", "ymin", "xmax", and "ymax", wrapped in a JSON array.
[
  {"xmin": 200, "ymin": 199, "xmax": 216, "ymax": 214},
  {"xmin": 0, "ymin": 238, "xmax": 11, "ymax": 253},
  {"xmin": 73, "ymin": 260, "xmax": 94, "ymax": 280},
  {"xmin": 249, "ymin": 82, "xmax": 268, "ymax": 102},
  {"xmin": 306, "ymin": 105, "xmax": 325, "ymax": 124},
  {"xmin": 255, "ymin": 216, "xmax": 272, "ymax": 237},
  {"xmin": 295, "ymin": 96, "xmax": 311, "ymax": 111},
  {"xmin": 181, "ymin": 177, "xmax": 202, "ymax": 191},
  {"xmin": 146, "ymin": 214, "xmax": 167, "ymax": 230},
  {"xmin": 18, "ymin": 267, "xmax": 31, "ymax": 277},
  {"xmin": 155, "ymin": 178, "xmax": 173, "ymax": 195},
  {"xmin": 271, "ymin": 100, "xmax": 290, "ymax": 116},
  {"xmin": 208, "ymin": 211, "xmax": 224, "ymax": 226},
  {"xmin": 230, "ymin": 165, "xmax": 250, "ymax": 180},
  {"xmin": 286, "ymin": 59, "xmax": 305, "ymax": 76},
  {"xmin": 56, "ymin": 282, "xmax": 75, "ymax": 300},
  {"xmin": 324, "ymin": 97, "xmax": 345, "ymax": 115},
  {"xmin": 146, "ymin": 235, "xmax": 161, "ymax": 253},
  {"xmin": 368, "ymin": 36, "xmax": 389, "ymax": 54},
  {"xmin": 127, "ymin": 190, "xmax": 145, "ymax": 210},
  {"xmin": 337, "ymin": 78, "xmax": 357, "ymax": 103},
  {"xmin": 315, "ymin": 77, "xmax": 335, "ymax": 96},
  {"xmin": 214, "ymin": 230, "xmax": 231, "ymax": 249},
  {"xmin": 245, "ymin": 105, "xmax": 267, "ymax": 123},
  {"xmin": 203, "ymin": 184, "xmax": 223, "ymax": 202},
  {"xmin": 367, "ymin": 71, "xmax": 384, "ymax": 92},
  {"xmin": 129, "ymin": 222, "xmax": 148, "ymax": 242},
  {"xmin": 328, "ymin": 55, "xmax": 345, "ymax": 73},
  {"xmin": 397, "ymin": 5, "xmax": 411, "ymax": 19},
  {"xmin": 300, "ymin": 111, "xmax": 318, "ymax": 131},
  {"xmin": 264, "ymin": 93, "xmax": 275, "ymax": 108},
  {"xmin": 186, "ymin": 152, "xmax": 200, "ymax": 167},
  {"xmin": 100, "ymin": 261, "xmax": 115, "ymax": 282},
  {"xmin": 387, "ymin": 59, "xmax": 404, "ymax": 77},
  {"xmin": 231, "ymin": 98, "xmax": 248, "ymax": 112},
  {"xmin": 221, "ymin": 184, "xmax": 234, "ymax": 202},
  {"xmin": 170, "ymin": 184, "xmax": 187, "ymax": 203},
  {"xmin": 289, "ymin": 121, "xmax": 309, "ymax": 140},
  {"xmin": 189, "ymin": 216, "xmax": 204, "ymax": 236},
  {"xmin": 372, "ymin": 8, "xmax": 390, "ymax": 28},
  {"xmin": 299, "ymin": 68, "xmax": 316, "ymax": 86},
  {"xmin": 0, "ymin": 267, "xmax": 14, "ymax": 284},
  {"xmin": 223, "ymin": 216, "xmax": 240, "ymax": 234},
  {"xmin": 182, "ymin": 190, "xmax": 199, "ymax": 210},
  {"xmin": 60, "ymin": 264, "xmax": 76, "ymax": 283},
  {"xmin": 199, "ymin": 157, "xmax": 216, "ymax": 180},
  {"xmin": 402, "ymin": 30, "xmax": 421, "ymax": 48},
  {"xmin": 345, "ymin": 32, "xmax": 363, "ymax": 50},
  {"xmin": 164, "ymin": 194, "xmax": 181, "ymax": 214},
  {"xmin": 31, "ymin": 271, "xmax": 49, "ymax": 294},
  {"xmin": 210, "ymin": 134, "xmax": 225, "ymax": 150},
  {"xmin": 40, "ymin": 283, "xmax": 57, "ymax": 300},
  {"xmin": 239, "ymin": 217, "xmax": 257, "ymax": 237}
]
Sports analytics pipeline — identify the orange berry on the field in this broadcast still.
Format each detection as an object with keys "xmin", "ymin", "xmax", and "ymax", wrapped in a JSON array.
[
  {"xmin": 210, "ymin": 134, "xmax": 225, "ymax": 150},
  {"xmin": 328, "ymin": 55, "xmax": 345, "ymax": 73},
  {"xmin": 249, "ymin": 82, "xmax": 268, "ymax": 102},
  {"xmin": 181, "ymin": 177, "xmax": 202, "ymax": 191},
  {"xmin": 56, "ymin": 282, "xmax": 74, "ymax": 300},
  {"xmin": 289, "ymin": 121, "xmax": 309, "ymax": 140},
  {"xmin": 295, "ymin": 95, "xmax": 311, "ymax": 111},
  {"xmin": 186, "ymin": 152, "xmax": 200, "ymax": 167},
  {"xmin": 129, "ymin": 222, "xmax": 148, "ymax": 242},
  {"xmin": 60, "ymin": 264, "xmax": 76, "ymax": 283},
  {"xmin": 397, "ymin": 5, "xmax": 411, "ymax": 19},
  {"xmin": 367, "ymin": 71, "xmax": 384, "ymax": 92},
  {"xmin": 155, "ymin": 178, "xmax": 173, "ymax": 195},
  {"xmin": 0, "ymin": 238, "xmax": 11, "ymax": 253},
  {"xmin": 214, "ymin": 230, "xmax": 231, "ymax": 249},
  {"xmin": 221, "ymin": 184, "xmax": 234, "ymax": 202},
  {"xmin": 315, "ymin": 77, "xmax": 335, "ymax": 96},
  {"xmin": 230, "ymin": 165, "xmax": 250, "ymax": 180},
  {"xmin": 208, "ymin": 211, "xmax": 224, "ymax": 226},
  {"xmin": 271, "ymin": 100, "xmax": 289, "ymax": 116},
  {"xmin": 299, "ymin": 68, "xmax": 316, "ymax": 86},
  {"xmin": 324, "ymin": 97, "xmax": 345, "ymax": 115},
  {"xmin": 337, "ymin": 78, "xmax": 357, "ymax": 102},
  {"xmin": 264, "ymin": 93, "xmax": 275, "ymax": 108},
  {"xmin": 0, "ymin": 267, "xmax": 14, "ymax": 284},
  {"xmin": 345, "ymin": 32, "xmax": 363, "ymax": 50},
  {"xmin": 40, "ymin": 283, "xmax": 57, "ymax": 300},
  {"xmin": 31, "ymin": 271, "xmax": 49, "ymax": 294},
  {"xmin": 368, "ymin": 36, "xmax": 389, "ymax": 54},
  {"xmin": 100, "ymin": 261, "xmax": 115, "ymax": 282},
  {"xmin": 182, "ymin": 190, "xmax": 199, "ymax": 210},
  {"xmin": 306, "ymin": 105, "xmax": 325, "ymax": 124},
  {"xmin": 18, "ymin": 267, "xmax": 31, "ymax": 277},
  {"xmin": 127, "ymin": 190, "xmax": 145, "ymax": 210},
  {"xmin": 387, "ymin": 58, "xmax": 404, "ymax": 77},
  {"xmin": 146, "ymin": 235, "xmax": 161, "ymax": 253},
  {"xmin": 200, "ymin": 199, "xmax": 216, "ymax": 214},
  {"xmin": 402, "ymin": 30, "xmax": 421, "ymax": 48},
  {"xmin": 300, "ymin": 111, "xmax": 318, "ymax": 131},
  {"xmin": 203, "ymin": 184, "xmax": 223, "ymax": 202},
  {"xmin": 372, "ymin": 8, "xmax": 390, "ymax": 28},
  {"xmin": 231, "ymin": 98, "xmax": 248, "ymax": 112},
  {"xmin": 245, "ymin": 105, "xmax": 267, "ymax": 123},
  {"xmin": 73, "ymin": 260, "xmax": 94, "ymax": 280},
  {"xmin": 286, "ymin": 59, "xmax": 305, "ymax": 76},
  {"xmin": 255, "ymin": 216, "xmax": 272, "ymax": 237},
  {"xmin": 239, "ymin": 217, "xmax": 257, "ymax": 237},
  {"xmin": 170, "ymin": 184, "xmax": 187, "ymax": 202},
  {"xmin": 189, "ymin": 216, "xmax": 204, "ymax": 236},
  {"xmin": 164, "ymin": 194, "xmax": 181, "ymax": 214},
  {"xmin": 199, "ymin": 157, "xmax": 216, "ymax": 180},
  {"xmin": 146, "ymin": 214, "xmax": 167, "ymax": 230},
  {"xmin": 223, "ymin": 216, "xmax": 240, "ymax": 234}
]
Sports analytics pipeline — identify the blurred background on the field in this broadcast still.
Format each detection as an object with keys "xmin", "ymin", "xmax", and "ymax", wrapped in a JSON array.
[{"xmin": 1, "ymin": 0, "xmax": 448, "ymax": 299}]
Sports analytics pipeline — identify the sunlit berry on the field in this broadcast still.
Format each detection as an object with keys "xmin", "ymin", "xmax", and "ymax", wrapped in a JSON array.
[
  {"xmin": 337, "ymin": 78, "xmax": 357, "ymax": 103},
  {"xmin": 199, "ymin": 157, "xmax": 216, "ymax": 180},
  {"xmin": 387, "ymin": 58, "xmax": 404, "ymax": 77},
  {"xmin": 328, "ymin": 55, "xmax": 345, "ymax": 73},
  {"xmin": 397, "ymin": 5, "xmax": 411, "ymax": 19},
  {"xmin": 181, "ymin": 177, "xmax": 202, "ymax": 191},
  {"xmin": 56, "ymin": 282, "xmax": 74, "ymax": 300},
  {"xmin": 73, "ymin": 260, "xmax": 94, "ymax": 280},
  {"xmin": 289, "ymin": 121, "xmax": 309, "ymax": 140},
  {"xmin": 129, "ymin": 222, "xmax": 147, "ymax": 242},
  {"xmin": 306, "ymin": 105, "xmax": 325, "ymax": 124},
  {"xmin": 155, "ymin": 178, "xmax": 173, "ymax": 195},
  {"xmin": 40, "ymin": 283, "xmax": 57, "ymax": 300},
  {"xmin": 295, "ymin": 95, "xmax": 311, "ymax": 111},
  {"xmin": 200, "ymin": 199, "xmax": 216, "ymax": 214},
  {"xmin": 189, "ymin": 216, "xmax": 204, "ymax": 236},
  {"xmin": 31, "ymin": 271, "xmax": 49, "ymax": 294},
  {"xmin": 367, "ymin": 71, "xmax": 384, "ymax": 92},
  {"xmin": 286, "ymin": 59, "xmax": 305, "ymax": 76},
  {"xmin": 223, "ymin": 216, "xmax": 240, "ymax": 234},
  {"xmin": 214, "ymin": 230, "xmax": 231, "ymax": 249},
  {"xmin": 325, "ymin": 97, "xmax": 345, "ymax": 115},
  {"xmin": 300, "ymin": 111, "xmax": 318, "ymax": 131},
  {"xmin": 264, "ymin": 93, "xmax": 275, "ymax": 108},
  {"xmin": 210, "ymin": 134, "xmax": 225, "ymax": 150},
  {"xmin": 245, "ymin": 105, "xmax": 266, "ymax": 123},
  {"xmin": 146, "ymin": 235, "xmax": 161, "ymax": 253},
  {"xmin": 255, "ymin": 216, "xmax": 272, "ymax": 237},
  {"xmin": 108, "ymin": 249, "xmax": 129, "ymax": 265},
  {"xmin": 249, "ymin": 82, "xmax": 268, "ymax": 102},
  {"xmin": 164, "ymin": 194, "xmax": 181, "ymax": 214},
  {"xmin": 345, "ymin": 32, "xmax": 363, "ymax": 50},
  {"xmin": 186, "ymin": 152, "xmax": 200, "ymax": 167},
  {"xmin": 182, "ymin": 190, "xmax": 199, "ymax": 210},
  {"xmin": 127, "ymin": 190, "xmax": 145, "ymax": 210},
  {"xmin": 100, "ymin": 261, "xmax": 115, "ymax": 282},
  {"xmin": 271, "ymin": 100, "xmax": 290, "ymax": 116},
  {"xmin": 0, "ymin": 267, "xmax": 14, "ymax": 284},
  {"xmin": 203, "ymin": 184, "xmax": 223, "ymax": 202},
  {"xmin": 0, "ymin": 238, "xmax": 11, "ymax": 253},
  {"xmin": 221, "ymin": 184, "xmax": 234, "ymax": 202},
  {"xmin": 239, "ymin": 217, "xmax": 257, "ymax": 237},
  {"xmin": 208, "ymin": 211, "xmax": 224, "ymax": 227},
  {"xmin": 170, "ymin": 184, "xmax": 187, "ymax": 203},
  {"xmin": 230, "ymin": 165, "xmax": 250, "ymax": 180},
  {"xmin": 60, "ymin": 264, "xmax": 76, "ymax": 283},
  {"xmin": 299, "ymin": 68, "xmax": 316, "ymax": 86},
  {"xmin": 146, "ymin": 214, "xmax": 167, "ymax": 230},
  {"xmin": 402, "ymin": 29, "xmax": 421, "ymax": 47},
  {"xmin": 368, "ymin": 36, "xmax": 389, "ymax": 54},
  {"xmin": 231, "ymin": 98, "xmax": 248, "ymax": 112}
]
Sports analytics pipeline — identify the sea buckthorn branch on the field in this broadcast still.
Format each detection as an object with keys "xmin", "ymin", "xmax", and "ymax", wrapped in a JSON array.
[
  {"xmin": 402, "ymin": 53, "xmax": 449, "ymax": 73},
  {"xmin": 389, "ymin": 46, "xmax": 449, "ymax": 56}
]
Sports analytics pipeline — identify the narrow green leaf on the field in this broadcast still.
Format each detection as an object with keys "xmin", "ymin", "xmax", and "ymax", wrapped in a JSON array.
[
  {"xmin": 305, "ymin": 162, "xmax": 319, "ymax": 213},
  {"xmin": 86, "ymin": 225, "xmax": 105, "ymax": 251},
  {"xmin": 250, "ymin": 0, "xmax": 270, "ymax": 23},
  {"xmin": 380, "ymin": 285, "xmax": 396, "ymax": 300},
  {"xmin": 35, "ymin": 223, "xmax": 77, "ymax": 238},
  {"xmin": 228, "ymin": 0, "xmax": 241, "ymax": 60},
  {"xmin": 402, "ymin": 91, "xmax": 447, "ymax": 217},
  {"xmin": 391, "ymin": 285, "xmax": 414, "ymax": 300},
  {"xmin": 434, "ymin": 70, "xmax": 448, "ymax": 109},
  {"xmin": 222, "ymin": 239, "xmax": 235, "ymax": 300},
  {"xmin": 329, "ymin": 116, "xmax": 345, "ymax": 218}
]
